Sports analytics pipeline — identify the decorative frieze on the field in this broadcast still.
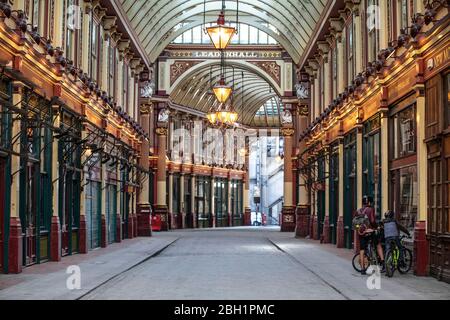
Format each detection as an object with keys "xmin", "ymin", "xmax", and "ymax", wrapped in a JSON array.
[
  {"xmin": 250, "ymin": 61, "xmax": 281, "ymax": 86},
  {"xmin": 170, "ymin": 60, "xmax": 201, "ymax": 86}
]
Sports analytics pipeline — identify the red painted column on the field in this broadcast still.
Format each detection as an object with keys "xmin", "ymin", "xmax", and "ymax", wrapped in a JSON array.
[
  {"xmin": 155, "ymin": 126, "xmax": 169, "ymax": 231},
  {"xmin": 50, "ymin": 216, "xmax": 61, "ymax": 261},
  {"xmin": 101, "ymin": 216, "xmax": 107, "ymax": 248},
  {"xmin": 414, "ymin": 221, "xmax": 429, "ymax": 276},
  {"xmin": 8, "ymin": 217, "xmax": 22, "ymax": 274},
  {"xmin": 137, "ymin": 103, "xmax": 153, "ymax": 237},
  {"xmin": 295, "ymin": 206, "xmax": 309, "ymax": 238},
  {"xmin": 281, "ymin": 127, "xmax": 296, "ymax": 232},
  {"xmin": 336, "ymin": 216, "xmax": 345, "ymax": 248},
  {"xmin": 78, "ymin": 215, "xmax": 88, "ymax": 253},
  {"xmin": 322, "ymin": 216, "xmax": 331, "ymax": 244},
  {"xmin": 115, "ymin": 213, "xmax": 122, "ymax": 243},
  {"xmin": 127, "ymin": 211, "xmax": 134, "ymax": 239}
]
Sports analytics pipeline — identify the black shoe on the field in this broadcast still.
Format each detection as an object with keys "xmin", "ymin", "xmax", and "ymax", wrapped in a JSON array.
[
  {"xmin": 361, "ymin": 270, "xmax": 367, "ymax": 275},
  {"xmin": 380, "ymin": 262, "xmax": 386, "ymax": 273}
]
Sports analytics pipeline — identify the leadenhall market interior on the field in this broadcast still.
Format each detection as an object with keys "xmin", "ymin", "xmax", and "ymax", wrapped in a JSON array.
[{"xmin": 0, "ymin": 0, "xmax": 448, "ymax": 285}]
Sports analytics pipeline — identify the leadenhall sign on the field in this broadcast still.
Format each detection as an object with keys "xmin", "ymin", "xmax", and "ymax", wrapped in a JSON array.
[{"xmin": 169, "ymin": 51, "xmax": 282, "ymax": 59}]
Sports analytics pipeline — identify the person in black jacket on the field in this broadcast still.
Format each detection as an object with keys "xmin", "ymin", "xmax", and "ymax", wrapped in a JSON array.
[{"xmin": 381, "ymin": 211, "xmax": 411, "ymax": 264}]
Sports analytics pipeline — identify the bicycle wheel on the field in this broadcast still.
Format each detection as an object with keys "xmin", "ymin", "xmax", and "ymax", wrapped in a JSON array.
[
  {"xmin": 352, "ymin": 253, "xmax": 369, "ymax": 272},
  {"xmin": 398, "ymin": 248, "xmax": 413, "ymax": 274},
  {"xmin": 385, "ymin": 250, "xmax": 396, "ymax": 278}
]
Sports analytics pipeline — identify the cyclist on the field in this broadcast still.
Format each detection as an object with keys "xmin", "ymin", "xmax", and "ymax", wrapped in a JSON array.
[
  {"xmin": 355, "ymin": 196, "xmax": 385, "ymax": 275},
  {"xmin": 381, "ymin": 210, "xmax": 411, "ymax": 266}
]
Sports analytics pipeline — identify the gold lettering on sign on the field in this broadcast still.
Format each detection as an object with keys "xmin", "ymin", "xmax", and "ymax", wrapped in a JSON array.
[
  {"xmin": 427, "ymin": 46, "xmax": 450, "ymax": 71},
  {"xmin": 170, "ymin": 51, "xmax": 282, "ymax": 59}
]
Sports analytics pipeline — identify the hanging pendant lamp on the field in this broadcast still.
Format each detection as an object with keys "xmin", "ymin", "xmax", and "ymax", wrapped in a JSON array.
[{"xmin": 206, "ymin": 0, "xmax": 236, "ymax": 50}]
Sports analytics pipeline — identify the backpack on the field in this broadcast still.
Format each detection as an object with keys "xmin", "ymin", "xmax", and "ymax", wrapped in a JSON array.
[{"xmin": 352, "ymin": 207, "xmax": 370, "ymax": 231}]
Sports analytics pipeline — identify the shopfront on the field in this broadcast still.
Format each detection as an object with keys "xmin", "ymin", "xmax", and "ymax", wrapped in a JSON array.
[
  {"xmin": 195, "ymin": 176, "xmax": 212, "ymax": 228},
  {"xmin": 389, "ymin": 98, "xmax": 418, "ymax": 236},
  {"xmin": 59, "ymin": 109, "xmax": 82, "ymax": 256},
  {"xmin": 316, "ymin": 155, "xmax": 326, "ymax": 238},
  {"xmin": 0, "ymin": 77, "xmax": 11, "ymax": 272},
  {"xmin": 363, "ymin": 114, "xmax": 382, "ymax": 220},
  {"xmin": 85, "ymin": 150, "xmax": 102, "ymax": 250},
  {"xmin": 184, "ymin": 175, "xmax": 192, "ymax": 228},
  {"xmin": 105, "ymin": 162, "xmax": 117, "ymax": 245},
  {"xmin": 231, "ymin": 180, "xmax": 243, "ymax": 227},
  {"xmin": 19, "ymin": 90, "xmax": 53, "ymax": 266},
  {"xmin": 344, "ymin": 130, "xmax": 357, "ymax": 249},
  {"xmin": 425, "ymin": 64, "xmax": 450, "ymax": 283},
  {"xmin": 214, "ymin": 178, "xmax": 228, "ymax": 228},
  {"xmin": 329, "ymin": 143, "xmax": 339, "ymax": 245}
]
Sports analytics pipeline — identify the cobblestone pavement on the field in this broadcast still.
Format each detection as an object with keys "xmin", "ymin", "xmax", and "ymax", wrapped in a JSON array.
[{"xmin": 1, "ymin": 227, "xmax": 449, "ymax": 300}]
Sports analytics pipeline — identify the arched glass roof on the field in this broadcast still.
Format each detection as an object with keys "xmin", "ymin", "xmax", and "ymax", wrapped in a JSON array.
[
  {"xmin": 170, "ymin": 62, "xmax": 279, "ymax": 125},
  {"xmin": 119, "ymin": 0, "xmax": 328, "ymax": 64}
]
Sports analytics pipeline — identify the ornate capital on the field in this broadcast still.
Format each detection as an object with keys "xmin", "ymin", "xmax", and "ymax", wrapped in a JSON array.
[
  {"xmin": 140, "ymin": 103, "xmax": 153, "ymax": 115},
  {"xmin": 281, "ymin": 128, "xmax": 295, "ymax": 137},
  {"xmin": 156, "ymin": 127, "xmax": 168, "ymax": 136},
  {"xmin": 298, "ymin": 104, "xmax": 309, "ymax": 117}
]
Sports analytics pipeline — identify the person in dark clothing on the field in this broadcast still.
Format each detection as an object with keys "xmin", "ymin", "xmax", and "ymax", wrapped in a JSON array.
[
  {"xmin": 355, "ymin": 195, "xmax": 385, "ymax": 275},
  {"xmin": 382, "ymin": 210, "xmax": 411, "ymax": 263}
]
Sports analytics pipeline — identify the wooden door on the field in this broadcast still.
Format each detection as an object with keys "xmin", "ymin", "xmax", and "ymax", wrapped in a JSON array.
[{"xmin": 426, "ymin": 73, "xmax": 450, "ymax": 283}]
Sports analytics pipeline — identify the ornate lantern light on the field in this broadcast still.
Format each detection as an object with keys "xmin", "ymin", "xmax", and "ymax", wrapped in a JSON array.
[{"xmin": 205, "ymin": 0, "xmax": 237, "ymax": 50}]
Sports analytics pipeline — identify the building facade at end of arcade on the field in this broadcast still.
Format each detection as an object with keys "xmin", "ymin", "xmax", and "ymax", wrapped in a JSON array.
[{"xmin": 292, "ymin": 1, "xmax": 449, "ymax": 284}]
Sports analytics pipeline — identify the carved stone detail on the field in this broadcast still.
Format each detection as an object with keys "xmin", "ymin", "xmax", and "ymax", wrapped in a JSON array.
[
  {"xmin": 250, "ymin": 61, "xmax": 281, "ymax": 86},
  {"xmin": 170, "ymin": 61, "xmax": 201, "ymax": 85}
]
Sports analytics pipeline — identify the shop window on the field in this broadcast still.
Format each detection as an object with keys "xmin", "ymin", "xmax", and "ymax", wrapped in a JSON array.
[
  {"xmin": 392, "ymin": 104, "xmax": 416, "ymax": 158},
  {"xmin": 196, "ymin": 176, "xmax": 211, "ymax": 228},
  {"xmin": 59, "ymin": 111, "xmax": 82, "ymax": 256},
  {"xmin": 393, "ymin": 166, "xmax": 418, "ymax": 232},
  {"xmin": 363, "ymin": 115, "xmax": 382, "ymax": 220},
  {"xmin": 390, "ymin": 102, "xmax": 418, "ymax": 234}
]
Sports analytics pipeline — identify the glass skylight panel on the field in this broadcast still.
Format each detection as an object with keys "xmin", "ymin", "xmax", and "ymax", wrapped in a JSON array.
[{"xmin": 240, "ymin": 23, "xmax": 249, "ymax": 44}]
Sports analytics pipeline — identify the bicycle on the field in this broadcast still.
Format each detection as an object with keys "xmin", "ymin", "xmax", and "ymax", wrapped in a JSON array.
[
  {"xmin": 384, "ymin": 235, "xmax": 413, "ymax": 277},
  {"xmin": 352, "ymin": 229, "xmax": 383, "ymax": 273}
]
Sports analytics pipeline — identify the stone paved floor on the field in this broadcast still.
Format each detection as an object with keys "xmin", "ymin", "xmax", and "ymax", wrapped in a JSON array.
[{"xmin": 0, "ymin": 227, "xmax": 449, "ymax": 300}]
